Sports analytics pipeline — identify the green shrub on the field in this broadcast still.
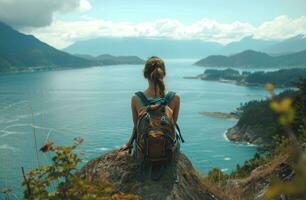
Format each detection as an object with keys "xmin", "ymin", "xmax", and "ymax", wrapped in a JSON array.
[
  {"xmin": 207, "ymin": 168, "xmax": 227, "ymax": 183},
  {"xmin": 22, "ymin": 137, "xmax": 140, "ymax": 200}
]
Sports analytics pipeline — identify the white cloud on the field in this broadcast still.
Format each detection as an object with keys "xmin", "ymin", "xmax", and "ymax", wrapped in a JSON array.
[
  {"xmin": 186, "ymin": 19, "xmax": 255, "ymax": 44},
  {"xmin": 0, "ymin": 0, "xmax": 91, "ymax": 28},
  {"xmin": 26, "ymin": 18, "xmax": 256, "ymax": 48},
  {"xmin": 254, "ymin": 15, "xmax": 306, "ymax": 40},
  {"xmin": 79, "ymin": 0, "xmax": 92, "ymax": 12},
  {"xmin": 23, "ymin": 15, "xmax": 306, "ymax": 49}
]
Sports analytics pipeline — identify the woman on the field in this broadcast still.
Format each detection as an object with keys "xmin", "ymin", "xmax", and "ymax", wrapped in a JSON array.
[{"xmin": 120, "ymin": 56, "xmax": 180, "ymax": 152}]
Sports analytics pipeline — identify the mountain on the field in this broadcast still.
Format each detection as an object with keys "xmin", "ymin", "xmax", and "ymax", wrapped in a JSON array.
[
  {"xmin": 219, "ymin": 35, "xmax": 306, "ymax": 56},
  {"xmin": 64, "ymin": 37, "xmax": 223, "ymax": 59},
  {"xmin": 264, "ymin": 34, "xmax": 306, "ymax": 55},
  {"xmin": 222, "ymin": 36, "xmax": 278, "ymax": 55},
  {"xmin": 0, "ymin": 21, "xmax": 95, "ymax": 73},
  {"xmin": 194, "ymin": 50, "xmax": 306, "ymax": 68},
  {"xmin": 75, "ymin": 54, "xmax": 145, "ymax": 65}
]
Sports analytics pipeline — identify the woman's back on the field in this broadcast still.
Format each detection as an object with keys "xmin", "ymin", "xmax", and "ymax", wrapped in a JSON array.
[
  {"xmin": 132, "ymin": 90, "xmax": 180, "ymax": 123},
  {"xmin": 120, "ymin": 56, "xmax": 180, "ymax": 154}
]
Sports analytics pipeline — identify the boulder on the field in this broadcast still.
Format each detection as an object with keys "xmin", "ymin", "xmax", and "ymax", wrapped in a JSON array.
[{"xmin": 78, "ymin": 150, "xmax": 220, "ymax": 200}]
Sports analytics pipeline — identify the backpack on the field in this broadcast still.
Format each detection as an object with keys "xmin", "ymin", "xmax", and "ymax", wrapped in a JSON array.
[{"xmin": 133, "ymin": 91, "xmax": 184, "ymax": 180}]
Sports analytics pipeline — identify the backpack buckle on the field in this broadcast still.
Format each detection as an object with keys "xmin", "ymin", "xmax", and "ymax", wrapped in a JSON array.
[{"xmin": 161, "ymin": 116, "xmax": 167, "ymax": 125}]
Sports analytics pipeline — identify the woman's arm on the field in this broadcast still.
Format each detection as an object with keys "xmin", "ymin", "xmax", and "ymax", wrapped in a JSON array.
[
  {"xmin": 128, "ymin": 96, "xmax": 138, "ymax": 144},
  {"xmin": 131, "ymin": 95, "xmax": 139, "ymax": 127},
  {"xmin": 119, "ymin": 96, "xmax": 138, "ymax": 151},
  {"xmin": 171, "ymin": 95, "xmax": 180, "ymax": 123}
]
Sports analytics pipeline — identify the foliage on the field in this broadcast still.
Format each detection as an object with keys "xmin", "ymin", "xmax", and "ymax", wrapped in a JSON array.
[
  {"xmin": 200, "ymin": 67, "xmax": 306, "ymax": 87},
  {"xmin": 291, "ymin": 78, "xmax": 306, "ymax": 140},
  {"xmin": 22, "ymin": 138, "xmax": 140, "ymax": 200},
  {"xmin": 230, "ymin": 153, "xmax": 268, "ymax": 178},
  {"xmin": 207, "ymin": 168, "xmax": 227, "ymax": 183},
  {"xmin": 245, "ymin": 68, "xmax": 306, "ymax": 87},
  {"xmin": 264, "ymin": 154, "xmax": 306, "ymax": 200},
  {"xmin": 205, "ymin": 79, "xmax": 306, "ymax": 200},
  {"xmin": 235, "ymin": 88, "xmax": 300, "ymax": 146},
  {"xmin": 263, "ymin": 80, "xmax": 306, "ymax": 199},
  {"xmin": 202, "ymin": 68, "xmax": 241, "ymax": 81},
  {"xmin": 206, "ymin": 153, "xmax": 268, "ymax": 181}
]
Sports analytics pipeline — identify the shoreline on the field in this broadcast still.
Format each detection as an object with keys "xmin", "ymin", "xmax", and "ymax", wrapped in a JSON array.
[
  {"xmin": 0, "ymin": 63, "xmax": 144, "ymax": 75},
  {"xmin": 201, "ymin": 78, "xmax": 292, "ymax": 88},
  {"xmin": 199, "ymin": 111, "xmax": 239, "ymax": 120},
  {"xmin": 223, "ymin": 130, "xmax": 257, "ymax": 147}
]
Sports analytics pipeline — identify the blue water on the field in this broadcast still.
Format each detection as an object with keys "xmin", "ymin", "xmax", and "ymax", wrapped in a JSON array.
[{"xmin": 0, "ymin": 60, "xmax": 279, "ymax": 196}]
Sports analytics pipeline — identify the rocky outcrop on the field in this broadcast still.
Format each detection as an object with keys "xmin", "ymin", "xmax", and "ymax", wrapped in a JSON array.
[
  {"xmin": 225, "ymin": 154, "xmax": 294, "ymax": 200},
  {"xmin": 78, "ymin": 150, "xmax": 221, "ymax": 200},
  {"xmin": 225, "ymin": 124, "xmax": 264, "ymax": 145}
]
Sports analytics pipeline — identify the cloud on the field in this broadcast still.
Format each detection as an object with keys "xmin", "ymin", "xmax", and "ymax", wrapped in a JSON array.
[
  {"xmin": 0, "ymin": 0, "xmax": 91, "ymax": 28},
  {"xmin": 23, "ymin": 15, "xmax": 306, "ymax": 49},
  {"xmin": 26, "ymin": 18, "xmax": 256, "ymax": 48},
  {"xmin": 186, "ymin": 19, "xmax": 255, "ymax": 44},
  {"xmin": 79, "ymin": 0, "xmax": 92, "ymax": 11},
  {"xmin": 254, "ymin": 15, "xmax": 306, "ymax": 40}
]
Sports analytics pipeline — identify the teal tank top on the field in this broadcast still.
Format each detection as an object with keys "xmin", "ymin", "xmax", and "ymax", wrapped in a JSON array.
[
  {"xmin": 134, "ymin": 91, "xmax": 176, "ymax": 107},
  {"xmin": 135, "ymin": 96, "xmax": 163, "ymax": 107}
]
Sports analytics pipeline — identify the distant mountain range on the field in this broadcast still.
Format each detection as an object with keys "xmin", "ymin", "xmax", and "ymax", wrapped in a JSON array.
[
  {"xmin": 194, "ymin": 50, "xmax": 306, "ymax": 68},
  {"xmin": 1, "ymin": 20, "xmax": 306, "ymax": 73},
  {"xmin": 263, "ymin": 34, "xmax": 306, "ymax": 55},
  {"xmin": 64, "ymin": 37, "xmax": 223, "ymax": 59},
  {"xmin": 0, "ymin": 22, "xmax": 144, "ymax": 73},
  {"xmin": 221, "ymin": 36, "xmax": 278, "ymax": 55},
  {"xmin": 64, "ymin": 34, "xmax": 306, "ymax": 59}
]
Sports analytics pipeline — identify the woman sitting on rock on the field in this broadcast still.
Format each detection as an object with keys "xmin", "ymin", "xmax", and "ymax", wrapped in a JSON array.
[{"xmin": 120, "ymin": 56, "xmax": 184, "ymax": 180}]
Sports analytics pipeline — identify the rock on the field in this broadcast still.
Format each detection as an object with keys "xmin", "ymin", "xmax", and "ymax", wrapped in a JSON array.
[
  {"xmin": 234, "ymin": 154, "xmax": 293, "ymax": 200},
  {"xmin": 225, "ymin": 125, "xmax": 261, "ymax": 145},
  {"xmin": 78, "ymin": 150, "xmax": 220, "ymax": 200}
]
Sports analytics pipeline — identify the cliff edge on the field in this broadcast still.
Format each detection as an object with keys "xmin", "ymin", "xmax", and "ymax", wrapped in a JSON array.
[
  {"xmin": 78, "ymin": 150, "xmax": 220, "ymax": 200},
  {"xmin": 225, "ymin": 124, "xmax": 264, "ymax": 145}
]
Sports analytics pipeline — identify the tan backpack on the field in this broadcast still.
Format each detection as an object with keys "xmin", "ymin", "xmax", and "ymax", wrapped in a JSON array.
[{"xmin": 133, "ymin": 91, "xmax": 184, "ymax": 180}]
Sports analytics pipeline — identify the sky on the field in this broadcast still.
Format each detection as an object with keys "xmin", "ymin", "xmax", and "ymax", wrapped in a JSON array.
[{"xmin": 0, "ymin": 0, "xmax": 305, "ymax": 49}]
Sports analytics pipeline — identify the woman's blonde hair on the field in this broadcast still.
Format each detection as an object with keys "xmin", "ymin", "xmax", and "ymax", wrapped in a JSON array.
[{"xmin": 143, "ymin": 56, "xmax": 166, "ymax": 97}]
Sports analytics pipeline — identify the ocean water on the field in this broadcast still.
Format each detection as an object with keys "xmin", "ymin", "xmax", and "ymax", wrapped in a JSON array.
[{"xmin": 0, "ymin": 60, "xmax": 281, "ymax": 196}]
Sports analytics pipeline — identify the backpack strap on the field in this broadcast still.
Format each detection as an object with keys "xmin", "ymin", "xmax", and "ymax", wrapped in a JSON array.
[
  {"xmin": 165, "ymin": 91, "xmax": 176, "ymax": 105},
  {"xmin": 175, "ymin": 123, "xmax": 185, "ymax": 143},
  {"xmin": 135, "ymin": 91, "xmax": 150, "ymax": 106},
  {"xmin": 164, "ymin": 91, "xmax": 185, "ymax": 143}
]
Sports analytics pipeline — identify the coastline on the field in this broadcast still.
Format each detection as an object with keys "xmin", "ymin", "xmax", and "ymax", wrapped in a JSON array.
[
  {"xmin": 0, "ymin": 63, "xmax": 144, "ymax": 75},
  {"xmin": 199, "ymin": 111, "xmax": 239, "ymax": 120},
  {"xmin": 223, "ymin": 130, "xmax": 257, "ymax": 147},
  {"xmin": 224, "ymin": 125, "xmax": 264, "ymax": 145}
]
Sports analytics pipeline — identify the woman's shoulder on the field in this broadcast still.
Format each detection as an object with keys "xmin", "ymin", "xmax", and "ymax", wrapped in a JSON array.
[
  {"xmin": 172, "ymin": 94, "xmax": 180, "ymax": 104},
  {"xmin": 166, "ymin": 91, "xmax": 180, "ymax": 105},
  {"xmin": 167, "ymin": 91, "xmax": 180, "ymax": 98}
]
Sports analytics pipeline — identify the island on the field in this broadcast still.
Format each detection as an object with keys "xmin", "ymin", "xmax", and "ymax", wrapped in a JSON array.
[
  {"xmin": 198, "ymin": 68, "xmax": 306, "ymax": 87},
  {"xmin": 199, "ymin": 111, "xmax": 239, "ymax": 119}
]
